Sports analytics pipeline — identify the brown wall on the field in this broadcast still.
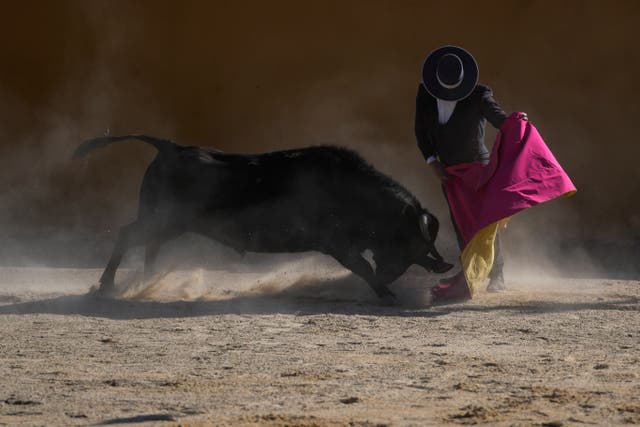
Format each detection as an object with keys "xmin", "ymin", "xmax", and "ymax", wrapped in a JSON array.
[{"xmin": 0, "ymin": 0, "xmax": 638, "ymax": 240}]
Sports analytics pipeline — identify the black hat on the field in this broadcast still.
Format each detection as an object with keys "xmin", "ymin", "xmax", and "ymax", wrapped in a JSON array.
[{"xmin": 421, "ymin": 46, "xmax": 478, "ymax": 101}]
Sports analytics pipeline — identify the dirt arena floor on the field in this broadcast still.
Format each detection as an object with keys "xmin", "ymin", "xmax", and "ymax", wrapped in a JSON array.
[{"xmin": 0, "ymin": 259, "xmax": 638, "ymax": 426}]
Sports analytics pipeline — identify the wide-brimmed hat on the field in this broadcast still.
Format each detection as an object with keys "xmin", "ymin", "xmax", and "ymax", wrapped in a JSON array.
[{"xmin": 422, "ymin": 45, "xmax": 478, "ymax": 101}]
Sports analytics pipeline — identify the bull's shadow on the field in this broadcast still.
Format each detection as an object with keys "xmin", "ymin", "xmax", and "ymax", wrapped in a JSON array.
[
  {"xmin": 0, "ymin": 272, "xmax": 446, "ymax": 320},
  {"xmin": 1, "ymin": 273, "xmax": 637, "ymax": 320}
]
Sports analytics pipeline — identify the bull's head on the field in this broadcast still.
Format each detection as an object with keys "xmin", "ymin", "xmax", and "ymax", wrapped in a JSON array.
[{"xmin": 416, "ymin": 210, "xmax": 453, "ymax": 274}]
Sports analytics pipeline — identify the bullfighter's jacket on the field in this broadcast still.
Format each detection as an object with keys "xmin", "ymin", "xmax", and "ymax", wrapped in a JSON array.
[{"xmin": 415, "ymin": 83, "xmax": 508, "ymax": 167}]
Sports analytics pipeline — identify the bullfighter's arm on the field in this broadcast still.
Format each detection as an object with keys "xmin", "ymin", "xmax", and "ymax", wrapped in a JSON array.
[{"xmin": 479, "ymin": 86, "xmax": 508, "ymax": 129}]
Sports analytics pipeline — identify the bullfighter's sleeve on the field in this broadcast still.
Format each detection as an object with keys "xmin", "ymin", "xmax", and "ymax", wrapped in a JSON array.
[
  {"xmin": 479, "ymin": 86, "xmax": 508, "ymax": 129},
  {"xmin": 415, "ymin": 84, "xmax": 436, "ymax": 162}
]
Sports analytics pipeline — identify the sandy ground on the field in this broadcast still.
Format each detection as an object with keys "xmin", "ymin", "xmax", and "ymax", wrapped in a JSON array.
[{"xmin": 0, "ymin": 258, "xmax": 638, "ymax": 426}]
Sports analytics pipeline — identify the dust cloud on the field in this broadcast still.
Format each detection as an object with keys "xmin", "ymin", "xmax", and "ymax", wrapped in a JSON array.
[{"xmin": 100, "ymin": 252, "xmax": 434, "ymax": 308}]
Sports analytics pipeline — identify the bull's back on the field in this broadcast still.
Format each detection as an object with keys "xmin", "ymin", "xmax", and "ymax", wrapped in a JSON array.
[
  {"xmin": 219, "ymin": 147, "xmax": 409, "ymax": 251},
  {"xmin": 154, "ymin": 144, "xmax": 409, "ymax": 219},
  {"xmin": 139, "ymin": 145, "xmax": 414, "ymax": 252}
]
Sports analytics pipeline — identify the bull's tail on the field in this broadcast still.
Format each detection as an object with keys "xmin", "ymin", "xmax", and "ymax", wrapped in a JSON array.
[{"xmin": 72, "ymin": 134, "xmax": 176, "ymax": 159}]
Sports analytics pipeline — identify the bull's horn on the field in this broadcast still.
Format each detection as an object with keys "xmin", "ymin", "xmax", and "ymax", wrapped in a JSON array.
[{"xmin": 419, "ymin": 213, "xmax": 430, "ymax": 241}]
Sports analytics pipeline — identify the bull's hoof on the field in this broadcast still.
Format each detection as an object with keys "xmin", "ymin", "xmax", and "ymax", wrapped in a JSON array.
[{"xmin": 88, "ymin": 282, "xmax": 117, "ymax": 298}]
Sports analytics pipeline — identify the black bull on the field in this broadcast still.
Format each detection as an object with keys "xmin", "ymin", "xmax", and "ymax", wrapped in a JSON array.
[{"xmin": 73, "ymin": 135, "xmax": 453, "ymax": 301}]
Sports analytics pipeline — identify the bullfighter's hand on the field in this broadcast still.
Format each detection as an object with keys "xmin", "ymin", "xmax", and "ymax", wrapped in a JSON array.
[{"xmin": 429, "ymin": 160, "xmax": 450, "ymax": 182}]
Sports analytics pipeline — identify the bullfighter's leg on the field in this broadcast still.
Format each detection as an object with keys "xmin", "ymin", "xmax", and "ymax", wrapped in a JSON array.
[
  {"xmin": 98, "ymin": 220, "xmax": 155, "ymax": 293},
  {"xmin": 333, "ymin": 250, "xmax": 397, "ymax": 301},
  {"xmin": 486, "ymin": 232, "xmax": 506, "ymax": 292}
]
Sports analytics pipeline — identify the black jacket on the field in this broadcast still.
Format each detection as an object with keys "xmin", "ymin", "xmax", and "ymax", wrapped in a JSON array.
[{"xmin": 415, "ymin": 83, "xmax": 507, "ymax": 166}]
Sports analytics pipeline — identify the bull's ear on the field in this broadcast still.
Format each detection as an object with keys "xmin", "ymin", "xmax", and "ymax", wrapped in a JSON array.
[{"xmin": 402, "ymin": 203, "xmax": 417, "ymax": 218}]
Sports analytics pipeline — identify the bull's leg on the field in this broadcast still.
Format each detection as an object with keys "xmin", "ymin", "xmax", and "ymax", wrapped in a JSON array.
[
  {"xmin": 143, "ymin": 229, "xmax": 182, "ymax": 280},
  {"xmin": 98, "ymin": 220, "xmax": 155, "ymax": 293},
  {"xmin": 333, "ymin": 250, "xmax": 396, "ymax": 301},
  {"xmin": 144, "ymin": 239, "xmax": 163, "ymax": 280}
]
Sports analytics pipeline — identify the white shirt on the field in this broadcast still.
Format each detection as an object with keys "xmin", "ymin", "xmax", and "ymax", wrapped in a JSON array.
[
  {"xmin": 426, "ymin": 99, "xmax": 458, "ymax": 164},
  {"xmin": 437, "ymin": 99, "xmax": 457, "ymax": 125}
]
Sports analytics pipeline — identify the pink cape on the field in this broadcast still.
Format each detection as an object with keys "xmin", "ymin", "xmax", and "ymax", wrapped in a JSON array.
[
  {"xmin": 444, "ymin": 112, "xmax": 577, "ymax": 245},
  {"xmin": 439, "ymin": 112, "xmax": 577, "ymax": 296}
]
